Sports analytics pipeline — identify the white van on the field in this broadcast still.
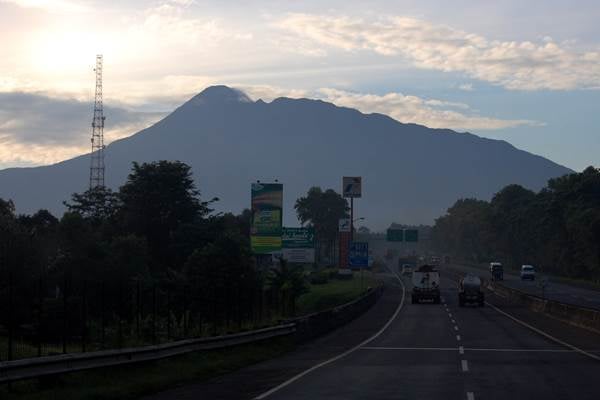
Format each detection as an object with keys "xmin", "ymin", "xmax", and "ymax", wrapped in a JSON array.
[{"xmin": 520, "ymin": 265, "xmax": 536, "ymax": 281}]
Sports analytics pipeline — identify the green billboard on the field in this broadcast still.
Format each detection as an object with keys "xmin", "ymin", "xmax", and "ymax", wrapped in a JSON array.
[
  {"xmin": 251, "ymin": 183, "xmax": 283, "ymax": 254},
  {"xmin": 404, "ymin": 229, "xmax": 419, "ymax": 242},
  {"xmin": 282, "ymin": 227, "xmax": 315, "ymax": 248},
  {"xmin": 386, "ymin": 229, "xmax": 404, "ymax": 242}
]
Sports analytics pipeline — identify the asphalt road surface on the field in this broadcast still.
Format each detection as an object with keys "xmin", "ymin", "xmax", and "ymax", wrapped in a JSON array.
[
  {"xmin": 450, "ymin": 263, "xmax": 600, "ymax": 310},
  {"xmin": 253, "ymin": 267, "xmax": 600, "ymax": 400},
  {"xmin": 146, "ymin": 261, "xmax": 600, "ymax": 400}
]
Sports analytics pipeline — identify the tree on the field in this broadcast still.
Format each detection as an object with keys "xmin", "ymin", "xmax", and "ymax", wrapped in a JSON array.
[
  {"xmin": 64, "ymin": 187, "xmax": 120, "ymax": 224},
  {"xmin": 268, "ymin": 258, "xmax": 308, "ymax": 316},
  {"xmin": 119, "ymin": 161, "xmax": 215, "ymax": 272},
  {"xmin": 295, "ymin": 187, "xmax": 349, "ymax": 262}
]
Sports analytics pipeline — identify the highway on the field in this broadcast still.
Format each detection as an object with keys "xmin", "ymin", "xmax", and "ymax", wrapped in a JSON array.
[
  {"xmin": 146, "ymin": 260, "xmax": 600, "ymax": 400},
  {"xmin": 450, "ymin": 263, "xmax": 600, "ymax": 310},
  {"xmin": 253, "ymin": 265, "xmax": 600, "ymax": 400}
]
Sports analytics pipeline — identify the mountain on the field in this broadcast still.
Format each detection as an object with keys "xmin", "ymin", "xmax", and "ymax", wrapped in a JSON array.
[{"xmin": 0, "ymin": 85, "xmax": 572, "ymax": 230}]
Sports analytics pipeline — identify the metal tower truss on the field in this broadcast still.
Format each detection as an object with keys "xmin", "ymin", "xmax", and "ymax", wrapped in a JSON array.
[{"xmin": 89, "ymin": 54, "xmax": 106, "ymax": 189}]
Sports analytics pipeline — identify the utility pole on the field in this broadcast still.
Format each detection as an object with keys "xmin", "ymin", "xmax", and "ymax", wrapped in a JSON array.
[{"xmin": 89, "ymin": 54, "xmax": 106, "ymax": 189}]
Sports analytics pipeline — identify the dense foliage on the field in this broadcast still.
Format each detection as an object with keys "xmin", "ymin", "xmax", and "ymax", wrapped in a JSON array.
[
  {"xmin": 433, "ymin": 167, "xmax": 600, "ymax": 280},
  {"xmin": 294, "ymin": 186, "xmax": 349, "ymax": 263}
]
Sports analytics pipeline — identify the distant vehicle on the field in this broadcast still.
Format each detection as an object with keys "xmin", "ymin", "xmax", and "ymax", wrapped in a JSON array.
[
  {"xmin": 458, "ymin": 273, "xmax": 485, "ymax": 307},
  {"xmin": 401, "ymin": 264, "xmax": 413, "ymax": 276},
  {"xmin": 521, "ymin": 265, "xmax": 536, "ymax": 280},
  {"xmin": 490, "ymin": 262, "xmax": 503, "ymax": 281},
  {"xmin": 429, "ymin": 256, "xmax": 441, "ymax": 265},
  {"xmin": 411, "ymin": 265, "xmax": 441, "ymax": 304}
]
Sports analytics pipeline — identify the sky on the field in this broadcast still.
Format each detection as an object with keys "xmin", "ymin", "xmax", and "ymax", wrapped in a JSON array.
[{"xmin": 1, "ymin": 0, "xmax": 599, "ymax": 171}]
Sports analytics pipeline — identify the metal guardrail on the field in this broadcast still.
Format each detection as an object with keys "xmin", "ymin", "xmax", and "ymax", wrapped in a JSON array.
[
  {"xmin": 0, "ymin": 278, "xmax": 386, "ymax": 384},
  {"xmin": 0, "ymin": 324, "xmax": 296, "ymax": 384}
]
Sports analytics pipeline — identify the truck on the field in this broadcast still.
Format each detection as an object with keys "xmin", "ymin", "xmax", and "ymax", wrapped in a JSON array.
[
  {"xmin": 411, "ymin": 265, "xmax": 441, "ymax": 304},
  {"xmin": 458, "ymin": 273, "xmax": 485, "ymax": 307},
  {"xmin": 490, "ymin": 262, "xmax": 503, "ymax": 281}
]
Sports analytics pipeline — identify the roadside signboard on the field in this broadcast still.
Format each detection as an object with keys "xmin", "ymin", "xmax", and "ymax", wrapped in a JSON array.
[
  {"xmin": 339, "ymin": 231, "xmax": 351, "ymax": 268},
  {"xmin": 282, "ymin": 227, "xmax": 315, "ymax": 263},
  {"xmin": 342, "ymin": 177, "xmax": 362, "ymax": 198},
  {"xmin": 339, "ymin": 218, "xmax": 351, "ymax": 232},
  {"xmin": 349, "ymin": 241, "xmax": 369, "ymax": 268},
  {"xmin": 250, "ymin": 183, "xmax": 283, "ymax": 254},
  {"xmin": 386, "ymin": 228, "xmax": 404, "ymax": 242},
  {"xmin": 404, "ymin": 229, "xmax": 419, "ymax": 242}
]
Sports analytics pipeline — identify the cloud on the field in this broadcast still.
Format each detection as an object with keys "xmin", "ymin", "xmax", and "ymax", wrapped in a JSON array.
[
  {"xmin": 458, "ymin": 83, "xmax": 474, "ymax": 91},
  {"xmin": 276, "ymin": 13, "xmax": 600, "ymax": 91},
  {"xmin": 0, "ymin": 0, "xmax": 88, "ymax": 13},
  {"xmin": 0, "ymin": 92, "xmax": 165, "ymax": 165},
  {"xmin": 240, "ymin": 84, "xmax": 539, "ymax": 131},
  {"xmin": 314, "ymin": 88, "xmax": 540, "ymax": 130}
]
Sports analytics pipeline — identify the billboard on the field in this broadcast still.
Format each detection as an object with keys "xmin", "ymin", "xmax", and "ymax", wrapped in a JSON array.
[
  {"xmin": 349, "ymin": 242, "xmax": 369, "ymax": 268},
  {"xmin": 342, "ymin": 177, "xmax": 362, "ymax": 198},
  {"xmin": 339, "ymin": 218, "xmax": 351, "ymax": 232},
  {"xmin": 251, "ymin": 183, "xmax": 283, "ymax": 254},
  {"xmin": 282, "ymin": 227, "xmax": 315, "ymax": 263}
]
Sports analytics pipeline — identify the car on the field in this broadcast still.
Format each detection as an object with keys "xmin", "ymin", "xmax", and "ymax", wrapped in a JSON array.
[
  {"xmin": 401, "ymin": 264, "xmax": 413, "ymax": 276},
  {"xmin": 520, "ymin": 265, "xmax": 536, "ymax": 280}
]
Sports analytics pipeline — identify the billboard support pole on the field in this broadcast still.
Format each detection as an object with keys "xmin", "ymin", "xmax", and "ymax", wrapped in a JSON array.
[{"xmin": 350, "ymin": 197, "xmax": 354, "ymax": 242}]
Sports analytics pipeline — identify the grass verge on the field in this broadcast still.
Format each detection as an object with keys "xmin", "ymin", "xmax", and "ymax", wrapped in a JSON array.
[
  {"xmin": 296, "ymin": 271, "xmax": 377, "ymax": 315},
  {"xmin": 0, "ymin": 337, "xmax": 294, "ymax": 400}
]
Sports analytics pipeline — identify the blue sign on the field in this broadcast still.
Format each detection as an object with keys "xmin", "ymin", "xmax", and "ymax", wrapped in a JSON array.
[{"xmin": 349, "ymin": 242, "xmax": 369, "ymax": 267}]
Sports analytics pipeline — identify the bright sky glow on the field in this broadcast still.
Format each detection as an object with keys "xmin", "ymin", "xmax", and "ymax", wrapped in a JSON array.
[{"xmin": 1, "ymin": 0, "xmax": 599, "ymax": 170}]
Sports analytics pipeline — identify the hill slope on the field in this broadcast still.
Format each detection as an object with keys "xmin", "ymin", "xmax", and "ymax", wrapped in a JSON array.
[{"xmin": 0, "ymin": 85, "xmax": 572, "ymax": 229}]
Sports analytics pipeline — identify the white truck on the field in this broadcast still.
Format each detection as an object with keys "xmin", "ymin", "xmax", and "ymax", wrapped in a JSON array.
[{"xmin": 411, "ymin": 265, "xmax": 441, "ymax": 304}]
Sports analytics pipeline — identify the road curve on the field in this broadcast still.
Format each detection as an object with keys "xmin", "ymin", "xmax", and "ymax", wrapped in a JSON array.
[{"xmin": 258, "ymin": 266, "xmax": 600, "ymax": 400}]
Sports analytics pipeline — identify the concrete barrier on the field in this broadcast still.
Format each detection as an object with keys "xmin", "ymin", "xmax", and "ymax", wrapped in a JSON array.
[
  {"xmin": 284, "ymin": 285, "xmax": 384, "ymax": 342},
  {"xmin": 488, "ymin": 281, "xmax": 600, "ymax": 335}
]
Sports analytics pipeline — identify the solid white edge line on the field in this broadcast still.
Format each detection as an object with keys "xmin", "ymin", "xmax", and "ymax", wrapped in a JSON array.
[
  {"xmin": 467, "ymin": 391, "xmax": 475, "ymax": 400},
  {"xmin": 461, "ymin": 359, "xmax": 469, "ymax": 372},
  {"xmin": 486, "ymin": 301, "xmax": 600, "ymax": 362},
  {"xmin": 253, "ymin": 262, "xmax": 406, "ymax": 399}
]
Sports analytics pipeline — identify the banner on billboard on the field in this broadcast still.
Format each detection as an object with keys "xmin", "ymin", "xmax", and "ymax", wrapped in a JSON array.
[
  {"xmin": 282, "ymin": 227, "xmax": 315, "ymax": 263},
  {"xmin": 343, "ymin": 176, "xmax": 362, "ymax": 198},
  {"xmin": 251, "ymin": 183, "xmax": 283, "ymax": 254}
]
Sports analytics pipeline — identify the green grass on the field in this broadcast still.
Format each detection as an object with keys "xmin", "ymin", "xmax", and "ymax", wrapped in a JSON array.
[
  {"xmin": 296, "ymin": 271, "xmax": 377, "ymax": 316},
  {"xmin": 0, "ymin": 337, "xmax": 294, "ymax": 400}
]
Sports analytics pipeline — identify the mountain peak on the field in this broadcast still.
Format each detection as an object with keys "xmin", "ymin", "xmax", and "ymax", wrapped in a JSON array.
[{"xmin": 190, "ymin": 85, "xmax": 252, "ymax": 105}]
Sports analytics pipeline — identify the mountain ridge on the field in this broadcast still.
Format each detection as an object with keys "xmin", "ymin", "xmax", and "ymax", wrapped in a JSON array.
[{"xmin": 0, "ymin": 85, "xmax": 573, "ymax": 229}]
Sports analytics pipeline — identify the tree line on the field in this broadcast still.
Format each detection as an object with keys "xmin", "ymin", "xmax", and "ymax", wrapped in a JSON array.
[
  {"xmin": 0, "ymin": 161, "xmax": 355, "ymax": 358},
  {"xmin": 432, "ymin": 167, "xmax": 600, "ymax": 281}
]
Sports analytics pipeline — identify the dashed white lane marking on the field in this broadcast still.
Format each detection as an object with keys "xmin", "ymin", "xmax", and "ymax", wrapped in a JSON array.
[
  {"xmin": 448, "ymin": 313, "xmax": 453, "ymax": 318},
  {"xmin": 451, "ymin": 319, "xmax": 456, "ymax": 324},
  {"xmin": 254, "ymin": 263, "xmax": 407, "ymax": 399},
  {"xmin": 461, "ymin": 359, "xmax": 469, "ymax": 372},
  {"xmin": 360, "ymin": 346, "xmax": 582, "ymax": 353},
  {"xmin": 456, "ymin": 335, "xmax": 461, "ymax": 341},
  {"xmin": 467, "ymin": 392, "xmax": 475, "ymax": 400},
  {"xmin": 486, "ymin": 301, "xmax": 600, "ymax": 362},
  {"xmin": 454, "ymin": 325, "xmax": 459, "ymax": 331}
]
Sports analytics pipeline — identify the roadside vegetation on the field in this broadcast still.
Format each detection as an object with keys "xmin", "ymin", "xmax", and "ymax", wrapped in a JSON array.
[{"xmin": 433, "ymin": 167, "xmax": 600, "ymax": 283}]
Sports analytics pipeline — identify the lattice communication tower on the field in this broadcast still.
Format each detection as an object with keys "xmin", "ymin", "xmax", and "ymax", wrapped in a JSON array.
[{"xmin": 89, "ymin": 54, "xmax": 106, "ymax": 189}]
